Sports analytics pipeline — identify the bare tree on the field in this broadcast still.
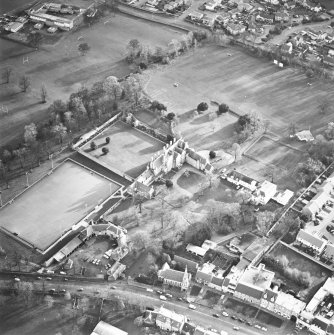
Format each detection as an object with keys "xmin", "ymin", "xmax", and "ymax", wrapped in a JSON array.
[
  {"xmin": 2, "ymin": 67, "xmax": 12, "ymax": 84},
  {"xmin": 19, "ymin": 75, "xmax": 31, "ymax": 92}
]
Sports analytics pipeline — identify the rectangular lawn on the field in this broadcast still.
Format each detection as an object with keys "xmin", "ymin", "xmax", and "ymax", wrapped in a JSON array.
[
  {"xmin": 82, "ymin": 121, "xmax": 165, "ymax": 178},
  {"xmin": 0, "ymin": 159, "xmax": 119, "ymax": 250}
]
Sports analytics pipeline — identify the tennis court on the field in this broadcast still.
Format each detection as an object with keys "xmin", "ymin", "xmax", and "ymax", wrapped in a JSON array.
[{"xmin": 0, "ymin": 159, "xmax": 120, "ymax": 251}]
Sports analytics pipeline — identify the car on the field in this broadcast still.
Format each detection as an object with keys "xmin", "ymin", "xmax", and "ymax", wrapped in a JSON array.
[
  {"xmin": 160, "ymin": 295, "xmax": 167, "ymax": 301},
  {"xmin": 189, "ymin": 304, "xmax": 196, "ymax": 310},
  {"xmin": 156, "ymin": 290, "xmax": 163, "ymax": 295},
  {"xmin": 209, "ymin": 328, "xmax": 217, "ymax": 333},
  {"xmin": 254, "ymin": 325, "xmax": 261, "ymax": 329},
  {"xmin": 111, "ymin": 286, "xmax": 117, "ymax": 290},
  {"xmin": 78, "ymin": 288, "xmax": 84, "ymax": 292},
  {"xmin": 212, "ymin": 313, "xmax": 219, "ymax": 318},
  {"xmin": 222, "ymin": 311, "xmax": 229, "ymax": 317},
  {"xmin": 37, "ymin": 276, "xmax": 42, "ymax": 280},
  {"xmin": 261, "ymin": 327, "xmax": 268, "ymax": 332},
  {"xmin": 246, "ymin": 321, "xmax": 252, "ymax": 326},
  {"xmin": 64, "ymin": 278, "xmax": 68, "ymax": 281},
  {"xmin": 231, "ymin": 315, "xmax": 237, "ymax": 320},
  {"xmin": 165, "ymin": 293, "xmax": 173, "ymax": 298},
  {"xmin": 233, "ymin": 326, "xmax": 240, "ymax": 331},
  {"xmin": 178, "ymin": 297, "xmax": 183, "ymax": 301},
  {"xmin": 146, "ymin": 288, "xmax": 154, "ymax": 292},
  {"xmin": 238, "ymin": 318, "xmax": 245, "ymax": 323},
  {"xmin": 46, "ymin": 277, "xmax": 52, "ymax": 281},
  {"xmin": 49, "ymin": 288, "xmax": 56, "ymax": 293},
  {"xmin": 60, "ymin": 289, "xmax": 66, "ymax": 293}
]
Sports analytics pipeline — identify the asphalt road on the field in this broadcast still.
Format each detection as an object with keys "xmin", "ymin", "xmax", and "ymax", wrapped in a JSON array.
[{"xmin": 0, "ymin": 273, "xmax": 303, "ymax": 335}]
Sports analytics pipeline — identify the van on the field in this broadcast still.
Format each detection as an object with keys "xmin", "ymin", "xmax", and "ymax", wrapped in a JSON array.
[
  {"xmin": 188, "ymin": 304, "xmax": 196, "ymax": 310},
  {"xmin": 160, "ymin": 295, "xmax": 167, "ymax": 301}
]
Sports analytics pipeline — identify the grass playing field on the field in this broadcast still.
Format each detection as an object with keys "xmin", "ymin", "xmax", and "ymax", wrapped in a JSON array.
[
  {"xmin": 0, "ymin": 159, "xmax": 119, "ymax": 250},
  {"xmin": 146, "ymin": 45, "xmax": 334, "ymax": 136},
  {"xmin": 0, "ymin": 13, "xmax": 183, "ymax": 147},
  {"xmin": 82, "ymin": 121, "xmax": 165, "ymax": 178}
]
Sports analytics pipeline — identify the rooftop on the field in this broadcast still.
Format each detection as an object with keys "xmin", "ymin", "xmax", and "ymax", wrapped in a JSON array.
[
  {"xmin": 91, "ymin": 321, "xmax": 128, "ymax": 335},
  {"xmin": 297, "ymin": 229, "xmax": 326, "ymax": 249}
]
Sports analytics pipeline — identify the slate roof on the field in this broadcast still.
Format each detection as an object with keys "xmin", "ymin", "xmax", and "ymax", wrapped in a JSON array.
[
  {"xmin": 235, "ymin": 282, "xmax": 263, "ymax": 300},
  {"xmin": 297, "ymin": 229, "xmax": 326, "ymax": 249},
  {"xmin": 174, "ymin": 255, "xmax": 199, "ymax": 272},
  {"xmin": 312, "ymin": 316, "xmax": 330, "ymax": 331},
  {"xmin": 196, "ymin": 270, "xmax": 213, "ymax": 283},
  {"xmin": 211, "ymin": 276, "xmax": 224, "ymax": 287},
  {"xmin": 159, "ymin": 268, "xmax": 185, "ymax": 283}
]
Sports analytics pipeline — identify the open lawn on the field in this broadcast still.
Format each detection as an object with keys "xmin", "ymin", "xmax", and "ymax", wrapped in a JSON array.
[
  {"xmin": 256, "ymin": 310, "xmax": 283, "ymax": 328},
  {"xmin": 246, "ymin": 136, "xmax": 306, "ymax": 171},
  {"xmin": 82, "ymin": 121, "xmax": 164, "ymax": 178},
  {"xmin": 0, "ymin": 159, "xmax": 119, "ymax": 250},
  {"xmin": 0, "ymin": 13, "xmax": 182, "ymax": 147},
  {"xmin": 147, "ymin": 45, "xmax": 334, "ymax": 137}
]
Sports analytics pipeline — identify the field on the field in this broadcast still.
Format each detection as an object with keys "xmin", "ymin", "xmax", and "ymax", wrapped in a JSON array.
[
  {"xmin": 146, "ymin": 45, "xmax": 334, "ymax": 185},
  {"xmin": 266, "ymin": 242, "xmax": 331, "ymax": 302},
  {"xmin": 82, "ymin": 121, "xmax": 164, "ymax": 178},
  {"xmin": 0, "ymin": 159, "xmax": 119, "ymax": 250},
  {"xmin": 0, "ymin": 13, "xmax": 182, "ymax": 147},
  {"xmin": 147, "ymin": 45, "xmax": 334, "ymax": 136},
  {"xmin": 246, "ymin": 136, "xmax": 305, "ymax": 171}
]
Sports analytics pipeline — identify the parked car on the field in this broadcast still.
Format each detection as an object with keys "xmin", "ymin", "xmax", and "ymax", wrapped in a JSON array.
[
  {"xmin": 213, "ymin": 313, "xmax": 219, "ymax": 318},
  {"xmin": 78, "ymin": 288, "xmax": 83, "ymax": 292},
  {"xmin": 156, "ymin": 290, "xmax": 163, "ymax": 295},
  {"xmin": 254, "ymin": 325, "xmax": 261, "ymax": 329},
  {"xmin": 146, "ymin": 288, "xmax": 154, "ymax": 292},
  {"xmin": 261, "ymin": 327, "xmax": 268, "ymax": 332},
  {"xmin": 165, "ymin": 293, "xmax": 173, "ymax": 298},
  {"xmin": 238, "ymin": 318, "xmax": 245, "ymax": 323},
  {"xmin": 246, "ymin": 321, "xmax": 252, "ymax": 326},
  {"xmin": 233, "ymin": 326, "xmax": 240, "ymax": 331},
  {"xmin": 111, "ymin": 286, "xmax": 117, "ymax": 290},
  {"xmin": 160, "ymin": 295, "xmax": 167, "ymax": 301},
  {"xmin": 231, "ymin": 315, "xmax": 237, "ymax": 320},
  {"xmin": 46, "ymin": 277, "xmax": 52, "ymax": 281},
  {"xmin": 222, "ymin": 311, "xmax": 229, "ymax": 317}
]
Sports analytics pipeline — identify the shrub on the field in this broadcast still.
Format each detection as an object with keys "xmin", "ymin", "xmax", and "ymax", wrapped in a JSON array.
[
  {"xmin": 105, "ymin": 137, "xmax": 110, "ymax": 144},
  {"xmin": 197, "ymin": 102, "xmax": 208, "ymax": 112},
  {"xmin": 217, "ymin": 103, "xmax": 229, "ymax": 115},
  {"xmin": 166, "ymin": 179, "xmax": 173, "ymax": 188},
  {"xmin": 102, "ymin": 147, "xmax": 109, "ymax": 155},
  {"xmin": 90, "ymin": 141, "xmax": 97, "ymax": 150},
  {"xmin": 166, "ymin": 134, "xmax": 174, "ymax": 143},
  {"xmin": 166, "ymin": 112, "xmax": 176, "ymax": 120},
  {"xmin": 209, "ymin": 151, "xmax": 216, "ymax": 159},
  {"xmin": 139, "ymin": 62, "xmax": 147, "ymax": 69}
]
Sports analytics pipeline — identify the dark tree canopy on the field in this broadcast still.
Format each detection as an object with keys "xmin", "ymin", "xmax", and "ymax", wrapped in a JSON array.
[
  {"xmin": 217, "ymin": 103, "xmax": 229, "ymax": 115},
  {"xmin": 102, "ymin": 147, "xmax": 109, "ymax": 155},
  {"xmin": 165, "ymin": 179, "xmax": 173, "ymax": 188},
  {"xmin": 209, "ymin": 151, "xmax": 216, "ymax": 159},
  {"xmin": 166, "ymin": 112, "xmax": 176, "ymax": 120},
  {"xmin": 197, "ymin": 102, "xmax": 208, "ymax": 112}
]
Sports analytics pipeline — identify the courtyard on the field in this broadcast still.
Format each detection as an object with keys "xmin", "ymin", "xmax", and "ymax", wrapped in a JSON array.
[
  {"xmin": 82, "ymin": 121, "xmax": 165, "ymax": 178},
  {"xmin": 0, "ymin": 159, "xmax": 120, "ymax": 251}
]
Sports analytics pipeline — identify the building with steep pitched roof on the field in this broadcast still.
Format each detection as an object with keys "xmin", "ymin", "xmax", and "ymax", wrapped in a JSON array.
[
  {"xmin": 174, "ymin": 255, "xmax": 199, "ymax": 273},
  {"xmin": 156, "ymin": 306, "xmax": 187, "ymax": 332},
  {"xmin": 296, "ymin": 229, "xmax": 327, "ymax": 254},
  {"xmin": 158, "ymin": 263, "xmax": 191, "ymax": 290},
  {"xmin": 91, "ymin": 321, "xmax": 127, "ymax": 335}
]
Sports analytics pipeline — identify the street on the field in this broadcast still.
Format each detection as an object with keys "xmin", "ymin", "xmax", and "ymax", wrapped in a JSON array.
[{"xmin": 0, "ymin": 273, "xmax": 307, "ymax": 335}]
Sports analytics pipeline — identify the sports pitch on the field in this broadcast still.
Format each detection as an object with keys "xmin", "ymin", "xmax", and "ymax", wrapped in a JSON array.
[
  {"xmin": 0, "ymin": 159, "xmax": 120, "ymax": 251},
  {"xmin": 82, "ymin": 121, "xmax": 165, "ymax": 178}
]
